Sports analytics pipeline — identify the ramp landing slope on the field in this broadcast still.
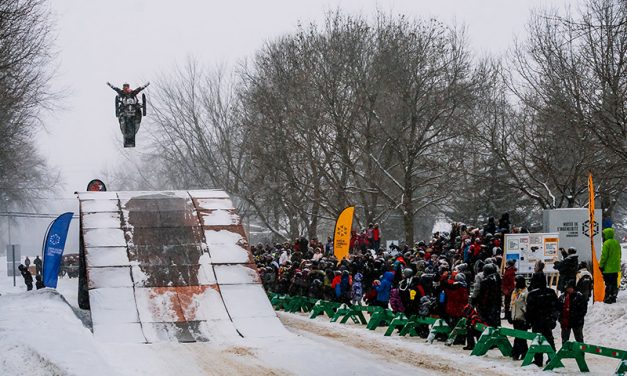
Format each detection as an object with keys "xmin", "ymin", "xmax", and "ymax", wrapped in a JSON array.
[{"xmin": 77, "ymin": 190, "xmax": 286, "ymax": 343}]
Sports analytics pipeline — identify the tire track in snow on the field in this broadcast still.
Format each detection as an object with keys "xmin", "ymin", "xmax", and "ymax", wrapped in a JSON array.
[{"xmin": 278, "ymin": 312, "xmax": 512, "ymax": 376}]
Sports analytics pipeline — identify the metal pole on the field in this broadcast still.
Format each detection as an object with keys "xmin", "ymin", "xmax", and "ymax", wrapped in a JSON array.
[
  {"xmin": 12, "ymin": 245, "xmax": 15, "ymax": 287},
  {"xmin": 6, "ymin": 198, "xmax": 10, "ymax": 246}
]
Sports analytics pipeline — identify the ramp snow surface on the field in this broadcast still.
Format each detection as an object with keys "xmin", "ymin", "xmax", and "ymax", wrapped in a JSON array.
[{"xmin": 77, "ymin": 190, "xmax": 286, "ymax": 343}]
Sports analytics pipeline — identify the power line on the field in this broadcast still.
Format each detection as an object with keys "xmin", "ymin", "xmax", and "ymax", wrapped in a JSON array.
[{"xmin": 0, "ymin": 211, "xmax": 79, "ymax": 219}]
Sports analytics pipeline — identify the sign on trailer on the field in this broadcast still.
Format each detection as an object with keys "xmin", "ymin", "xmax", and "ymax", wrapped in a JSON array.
[
  {"xmin": 503, "ymin": 233, "xmax": 559, "ymax": 273},
  {"xmin": 543, "ymin": 208, "xmax": 602, "ymax": 263}
]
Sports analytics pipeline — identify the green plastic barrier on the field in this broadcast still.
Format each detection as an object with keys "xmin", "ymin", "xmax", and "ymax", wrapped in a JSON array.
[
  {"xmin": 398, "ymin": 316, "xmax": 437, "ymax": 337},
  {"xmin": 427, "ymin": 319, "xmax": 451, "ymax": 343},
  {"xmin": 330, "ymin": 304, "xmax": 368, "ymax": 325},
  {"xmin": 366, "ymin": 308, "xmax": 395, "ymax": 330},
  {"xmin": 271, "ymin": 294, "xmax": 291, "ymax": 311},
  {"xmin": 445, "ymin": 318, "xmax": 467, "ymax": 346},
  {"xmin": 544, "ymin": 341, "xmax": 627, "ymax": 375},
  {"xmin": 470, "ymin": 325, "xmax": 556, "ymax": 368},
  {"xmin": 470, "ymin": 326, "xmax": 513, "ymax": 357},
  {"xmin": 309, "ymin": 300, "xmax": 341, "ymax": 319},
  {"xmin": 384, "ymin": 313, "xmax": 410, "ymax": 336},
  {"xmin": 520, "ymin": 334, "xmax": 557, "ymax": 367},
  {"xmin": 285, "ymin": 296, "xmax": 315, "ymax": 313}
]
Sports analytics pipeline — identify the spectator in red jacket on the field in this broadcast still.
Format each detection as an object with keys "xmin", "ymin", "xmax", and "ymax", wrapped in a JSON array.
[
  {"xmin": 373, "ymin": 223, "xmax": 381, "ymax": 251},
  {"xmin": 470, "ymin": 238, "xmax": 482, "ymax": 259},
  {"xmin": 443, "ymin": 273, "xmax": 469, "ymax": 328},
  {"xmin": 349, "ymin": 230, "xmax": 358, "ymax": 252}
]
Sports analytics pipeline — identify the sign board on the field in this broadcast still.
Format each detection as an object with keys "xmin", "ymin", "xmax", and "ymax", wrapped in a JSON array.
[
  {"xmin": 504, "ymin": 233, "xmax": 559, "ymax": 273},
  {"xmin": 5, "ymin": 244, "xmax": 21, "ymax": 277},
  {"xmin": 543, "ymin": 209, "xmax": 603, "ymax": 263}
]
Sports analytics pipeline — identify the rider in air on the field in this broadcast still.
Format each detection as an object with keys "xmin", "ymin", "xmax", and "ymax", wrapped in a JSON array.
[{"xmin": 107, "ymin": 81, "xmax": 150, "ymax": 146}]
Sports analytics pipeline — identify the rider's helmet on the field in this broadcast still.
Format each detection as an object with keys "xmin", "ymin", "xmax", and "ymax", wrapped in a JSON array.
[{"xmin": 122, "ymin": 83, "xmax": 131, "ymax": 93}]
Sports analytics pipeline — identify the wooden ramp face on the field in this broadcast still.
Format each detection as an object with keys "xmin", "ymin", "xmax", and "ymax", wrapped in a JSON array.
[{"xmin": 78, "ymin": 190, "xmax": 287, "ymax": 343}]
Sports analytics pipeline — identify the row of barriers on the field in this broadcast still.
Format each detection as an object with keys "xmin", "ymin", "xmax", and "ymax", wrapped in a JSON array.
[{"xmin": 269, "ymin": 293, "xmax": 627, "ymax": 375}]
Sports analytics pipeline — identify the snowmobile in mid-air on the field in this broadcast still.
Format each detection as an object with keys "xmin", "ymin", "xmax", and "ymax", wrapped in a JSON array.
[{"xmin": 107, "ymin": 82, "xmax": 149, "ymax": 147}]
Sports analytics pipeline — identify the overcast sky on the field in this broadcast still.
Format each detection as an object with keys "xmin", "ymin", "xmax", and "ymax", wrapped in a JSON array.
[{"xmin": 40, "ymin": 0, "xmax": 569, "ymax": 195}]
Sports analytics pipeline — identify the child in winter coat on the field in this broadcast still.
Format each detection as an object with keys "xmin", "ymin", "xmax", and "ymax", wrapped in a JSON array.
[
  {"xmin": 332, "ymin": 270, "xmax": 352, "ymax": 303},
  {"xmin": 364, "ymin": 280, "xmax": 379, "ymax": 306},
  {"xmin": 463, "ymin": 304, "xmax": 485, "ymax": 350},
  {"xmin": 389, "ymin": 288, "xmax": 405, "ymax": 313},
  {"xmin": 374, "ymin": 271, "xmax": 394, "ymax": 308},
  {"xmin": 331, "ymin": 271, "xmax": 342, "ymax": 301},
  {"xmin": 351, "ymin": 272, "xmax": 364, "ymax": 305}
]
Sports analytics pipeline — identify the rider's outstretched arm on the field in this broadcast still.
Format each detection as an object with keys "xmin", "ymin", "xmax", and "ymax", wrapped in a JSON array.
[
  {"xmin": 132, "ymin": 82, "xmax": 150, "ymax": 95},
  {"xmin": 107, "ymin": 82, "xmax": 123, "ymax": 95}
]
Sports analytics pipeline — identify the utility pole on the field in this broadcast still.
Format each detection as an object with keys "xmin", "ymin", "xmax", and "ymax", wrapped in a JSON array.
[
  {"xmin": 12, "ymin": 245, "xmax": 15, "ymax": 287},
  {"xmin": 6, "ymin": 198, "xmax": 11, "ymax": 247},
  {"xmin": 6, "ymin": 198, "xmax": 14, "ymax": 286}
]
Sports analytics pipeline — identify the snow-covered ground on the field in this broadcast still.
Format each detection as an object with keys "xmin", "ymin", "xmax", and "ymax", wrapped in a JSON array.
[{"xmin": 1, "ymin": 256, "xmax": 626, "ymax": 375}]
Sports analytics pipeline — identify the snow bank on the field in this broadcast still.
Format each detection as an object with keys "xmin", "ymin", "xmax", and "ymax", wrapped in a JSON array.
[
  {"xmin": 0, "ymin": 289, "xmax": 113, "ymax": 376},
  {"xmin": 584, "ymin": 294, "xmax": 627, "ymax": 349}
]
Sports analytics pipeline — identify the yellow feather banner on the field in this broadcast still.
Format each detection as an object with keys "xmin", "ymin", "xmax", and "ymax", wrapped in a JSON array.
[
  {"xmin": 589, "ymin": 173, "xmax": 605, "ymax": 303},
  {"xmin": 333, "ymin": 206, "xmax": 355, "ymax": 262}
]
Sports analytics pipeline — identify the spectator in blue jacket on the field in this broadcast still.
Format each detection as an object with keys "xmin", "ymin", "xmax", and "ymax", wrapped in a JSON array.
[{"xmin": 375, "ymin": 271, "xmax": 395, "ymax": 308}]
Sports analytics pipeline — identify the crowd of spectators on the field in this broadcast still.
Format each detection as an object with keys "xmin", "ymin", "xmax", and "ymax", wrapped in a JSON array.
[{"xmin": 254, "ymin": 213, "xmax": 608, "ymax": 367}]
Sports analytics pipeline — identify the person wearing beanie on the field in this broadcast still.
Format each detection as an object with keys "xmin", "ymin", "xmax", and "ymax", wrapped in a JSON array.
[
  {"xmin": 557, "ymin": 279, "xmax": 588, "ymax": 343},
  {"xmin": 553, "ymin": 247, "xmax": 579, "ymax": 292},
  {"xmin": 599, "ymin": 228, "xmax": 622, "ymax": 304},
  {"xmin": 525, "ymin": 272, "xmax": 558, "ymax": 367}
]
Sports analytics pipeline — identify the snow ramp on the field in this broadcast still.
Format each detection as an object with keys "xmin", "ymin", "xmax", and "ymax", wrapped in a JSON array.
[{"xmin": 77, "ymin": 190, "xmax": 287, "ymax": 343}]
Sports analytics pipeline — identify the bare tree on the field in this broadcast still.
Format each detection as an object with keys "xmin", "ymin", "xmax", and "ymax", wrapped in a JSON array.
[
  {"xmin": 363, "ymin": 16, "xmax": 479, "ymax": 242},
  {"xmin": 500, "ymin": 1, "xmax": 627, "ymax": 218},
  {"xmin": 0, "ymin": 0, "xmax": 57, "ymax": 206}
]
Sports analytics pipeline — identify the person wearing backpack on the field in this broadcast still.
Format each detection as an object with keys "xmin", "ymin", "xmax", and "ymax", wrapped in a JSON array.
[
  {"xmin": 575, "ymin": 262, "xmax": 593, "ymax": 302},
  {"xmin": 473, "ymin": 263, "xmax": 502, "ymax": 327},
  {"xmin": 553, "ymin": 247, "xmax": 579, "ymax": 292},
  {"xmin": 510, "ymin": 275, "xmax": 529, "ymax": 360}
]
